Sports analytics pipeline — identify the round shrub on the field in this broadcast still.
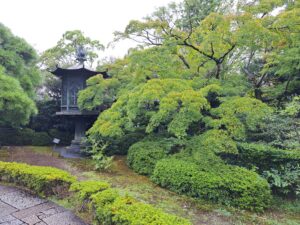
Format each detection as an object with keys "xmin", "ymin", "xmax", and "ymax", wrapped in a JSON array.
[
  {"xmin": 32, "ymin": 132, "xmax": 52, "ymax": 146},
  {"xmin": 127, "ymin": 141, "xmax": 167, "ymax": 175},
  {"xmin": 151, "ymin": 158, "xmax": 272, "ymax": 211}
]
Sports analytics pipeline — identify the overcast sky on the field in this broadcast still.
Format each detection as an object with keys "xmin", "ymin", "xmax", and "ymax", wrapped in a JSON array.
[{"xmin": 0, "ymin": 0, "xmax": 182, "ymax": 59}]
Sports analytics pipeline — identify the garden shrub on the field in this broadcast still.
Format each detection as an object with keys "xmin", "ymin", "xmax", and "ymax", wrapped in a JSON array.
[
  {"xmin": 105, "ymin": 131, "xmax": 146, "ymax": 155},
  {"xmin": 109, "ymin": 196, "xmax": 191, "ymax": 225},
  {"xmin": 32, "ymin": 131, "xmax": 52, "ymax": 146},
  {"xmin": 127, "ymin": 137, "xmax": 184, "ymax": 175},
  {"xmin": 0, "ymin": 161, "xmax": 76, "ymax": 196},
  {"xmin": 229, "ymin": 142, "xmax": 300, "ymax": 197},
  {"xmin": 235, "ymin": 142, "xmax": 300, "ymax": 171},
  {"xmin": 70, "ymin": 180, "xmax": 110, "ymax": 200},
  {"xmin": 0, "ymin": 128, "xmax": 52, "ymax": 146},
  {"xmin": 127, "ymin": 141, "xmax": 167, "ymax": 175},
  {"xmin": 90, "ymin": 188, "xmax": 191, "ymax": 225},
  {"xmin": 151, "ymin": 158, "xmax": 272, "ymax": 211}
]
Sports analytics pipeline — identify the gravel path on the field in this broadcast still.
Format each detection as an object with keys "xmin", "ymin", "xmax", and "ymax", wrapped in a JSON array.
[{"xmin": 0, "ymin": 185, "xmax": 87, "ymax": 225}]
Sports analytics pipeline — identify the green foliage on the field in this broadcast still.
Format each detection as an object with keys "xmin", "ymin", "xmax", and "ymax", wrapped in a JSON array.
[
  {"xmin": 91, "ymin": 190, "xmax": 191, "ymax": 225},
  {"xmin": 31, "ymin": 131, "xmax": 52, "ymax": 146},
  {"xmin": 0, "ymin": 23, "xmax": 40, "ymax": 98},
  {"xmin": 230, "ymin": 142, "xmax": 300, "ymax": 197},
  {"xmin": 263, "ymin": 164, "xmax": 300, "ymax": 197},
  {"xmin": 108, "ymin": 197, "xmax": 191, "ymax": 225},
  {"xmin": 0, "ymin": 128, "xmax": 52, "ymax": 146},
  {"xmin": 248, "ymin": 113, "xmax": 300, "ymax": 150},
  {"xmin": 0, "ymin": 69, "xmax": 37, "ymax": 126},
  {"xmin": 40, "ymin": 30, "xmax": 104, "ymax": 69},
  {"xmin": 78, "ymin": 75, "xmax": 119, "ymax": 111},
  {"xmin": 70, "ymin": 182, "xmax": 191, "ymax": 225},
  {"xmin": 235, "ymin": 142, "xmax": 300, "ymax": 172},
  {"xmin": 70, "ymin": 180, "xmax": 110, "ymax": 200},
  {"xmin": 151, "ymin": 158, "xmax": 272, "ymax": 211},
  {"xmin": 127, "ymin": 140, "xmax": 169, "ymax": 175},
  {"xmin": 208, "ymin": 97, "xmax": 272, "ymax": 139},
  {"xmin": 83, "ymin": 138, "xmax": 114, "ymax": 171},
  {"xmin": 194, "ymin": 130, "xmax": 238, "ymax": 154},
  {"xmin": 0, "ymin": 161, "xmax": 76, "ymax": 196}
]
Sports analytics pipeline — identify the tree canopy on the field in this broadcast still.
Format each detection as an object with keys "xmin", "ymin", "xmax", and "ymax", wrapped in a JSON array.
[{"xmin": 0, "ymin": 23, "xmax": 40, "ymax": 126}]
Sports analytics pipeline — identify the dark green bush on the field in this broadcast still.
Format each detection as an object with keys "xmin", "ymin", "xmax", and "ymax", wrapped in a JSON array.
[
  {"xmin": 106, "ymin": 131, "xmax": 146, "ymax": 155},
  {"xmin": 127, "ymin": 141, "xmax": 167, "ymax": 175},
  {"xmin": 0, "ymin": 128, "xmax": 52, "ymax": 146},
  {"xmin": 235, "ymin": 142, "xmax": 300, "ymax": 171},
  {"xmin": 32, "ymin": 131, "xmax": 52, "ymax": 146},
  {"xmin": 0, "ymin": 161, "xmax": 76, "ymax": 196},
  {"xmin": 228, "ymin": 143, "xmax": 300, "ymax": 197},
  {"xmin": 151, "ymin": 158, "xmax": 272, "ymax": 211}
]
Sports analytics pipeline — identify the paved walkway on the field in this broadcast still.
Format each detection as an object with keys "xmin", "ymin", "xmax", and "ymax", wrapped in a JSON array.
[{"xmin": 0, "ymin": 185, "xmax": 87, "ymax": 225}]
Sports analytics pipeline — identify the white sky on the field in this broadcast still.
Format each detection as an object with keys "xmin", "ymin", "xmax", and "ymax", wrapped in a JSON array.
[{"xmin": 0, "ymin": 0, "xmax": 182, "ymax": 59}]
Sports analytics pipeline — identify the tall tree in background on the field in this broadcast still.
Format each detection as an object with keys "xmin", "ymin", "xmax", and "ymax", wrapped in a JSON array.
[
  {"xmin": 0, "ymin": 23, "xmax": 41, "ymax": 98},
  {"xmin": 40, "ymin": 30, "xmax": 104, "ymax": 70},
  {"xmin": 0, "ymin": 23, "xmax": 40, "ymax": 126}
]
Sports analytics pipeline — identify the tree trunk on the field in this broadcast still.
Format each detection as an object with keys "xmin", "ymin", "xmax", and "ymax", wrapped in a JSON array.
[{"xmin": 216, "ymin": 63, "xmax": 221, "ymax": 79}]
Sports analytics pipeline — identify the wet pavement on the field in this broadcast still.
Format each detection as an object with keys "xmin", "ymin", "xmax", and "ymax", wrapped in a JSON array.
[{"xmin": 0, "ymin": 185, "xmax": 87, "ymax": 225}]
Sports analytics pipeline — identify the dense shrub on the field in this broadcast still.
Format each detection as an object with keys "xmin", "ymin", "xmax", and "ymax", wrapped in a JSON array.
[
  {"xmin": 32, "ymin": 131, "xmax": 52, "ymax": 146},
  {"xmin": 105, "ymin": 131, "xmax": 146, "ymax": 155},
  {"xmin": 235, "ymin": 142, "xmax": 300, "ymax": 171},
  {"xmin": 127, "ymin": 141, "xmax": 167, "ymax": 175},
  {"xmin": 69, "ymin": 181, "xmax": 191, "ymax": 225},
  {"xmin": 0, "ymin": 161, "xmax": 76, "ymax": 196},
  {"xmin": 0, "ymin": 128, "xmax": 52, "ymax": 146},
  {"xmin": 262, "ymin": 164, "xmax": 300, "ymax": 197},
  {"xmin": 70, "ymin": 180, "xmax": 111, "ymax": 200},
  {"xmin": 151, "ymin": 158, "xmax": 272, "ymax": 211},
  {"xmin": 90, "ymin": 188, "xmax": 191, "ymax": 225},
  {"xmin": 226, "ymin": 142, "xmax": 300, "ymax": 197}
]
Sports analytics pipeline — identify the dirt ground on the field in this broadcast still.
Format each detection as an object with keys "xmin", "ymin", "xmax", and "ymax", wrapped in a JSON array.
[{"xmin": 0, "ymin": 146, "xmax": 299, "ymax": 225}]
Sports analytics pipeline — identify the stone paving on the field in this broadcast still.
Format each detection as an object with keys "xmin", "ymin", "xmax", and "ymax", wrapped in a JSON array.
[{"xmin": 0, "ymin": 185, "xmax": 87, "ymax": 225}]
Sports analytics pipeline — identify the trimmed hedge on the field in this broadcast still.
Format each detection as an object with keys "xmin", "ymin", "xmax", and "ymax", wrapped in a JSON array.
[
  {"xmin": 0, "ymin": 128, "xmax": 52, "ymax": 146},
  {"xmin": 71, "ymin": 181, "xmax": 191, "ymax": 225},
  {"xmin": 0, "ymin": 161, "xmax": 76, "ymax": 196},
  {"xmin": 127, "ymin": 141, "xmax": 167, "ymax": 175},
  {"xmin": 151, "ymin": 158, "xmax": 272, "ymax": 211},
  {"xmin": 0, "ymin": 128, "xmax": 73, "ymax": 146},
  {"xmin": 70, "ymin": 180, "xmax": 111, "ymax": 200}
]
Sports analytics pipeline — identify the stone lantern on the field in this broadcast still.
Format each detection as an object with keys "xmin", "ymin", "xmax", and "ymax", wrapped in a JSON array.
[{"xmin": 50, "ymin": 47, "xmax": 108, "ymax": 151}]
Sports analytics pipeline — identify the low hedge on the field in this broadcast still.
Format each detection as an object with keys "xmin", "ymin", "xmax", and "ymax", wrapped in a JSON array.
[
  {"xmin": 71, "ymin": 181, "xmax": 191, "ymax": 225},
  {"xmin": 70, "ymin": 180, "xmax": 111, "ymax": 200},
  {"xmin": 151, "ymin": 158, "xmax": 272, "ymax": 211},
  {"xmin": 127, "ymin": 141, "xmax": 167, "ymax": 175},
  {"xmin": 0, "ymin": 161, "xmax": 76, "ymax": 196},
  {"xmin": 0, "ymin": 128, "xmax": 52, "ymax": 146}
]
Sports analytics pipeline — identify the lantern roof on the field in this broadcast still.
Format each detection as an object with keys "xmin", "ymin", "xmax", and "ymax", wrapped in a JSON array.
[{"xmin": 50, "ymin": 63, "xmax": 108, "ymax": 78}]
